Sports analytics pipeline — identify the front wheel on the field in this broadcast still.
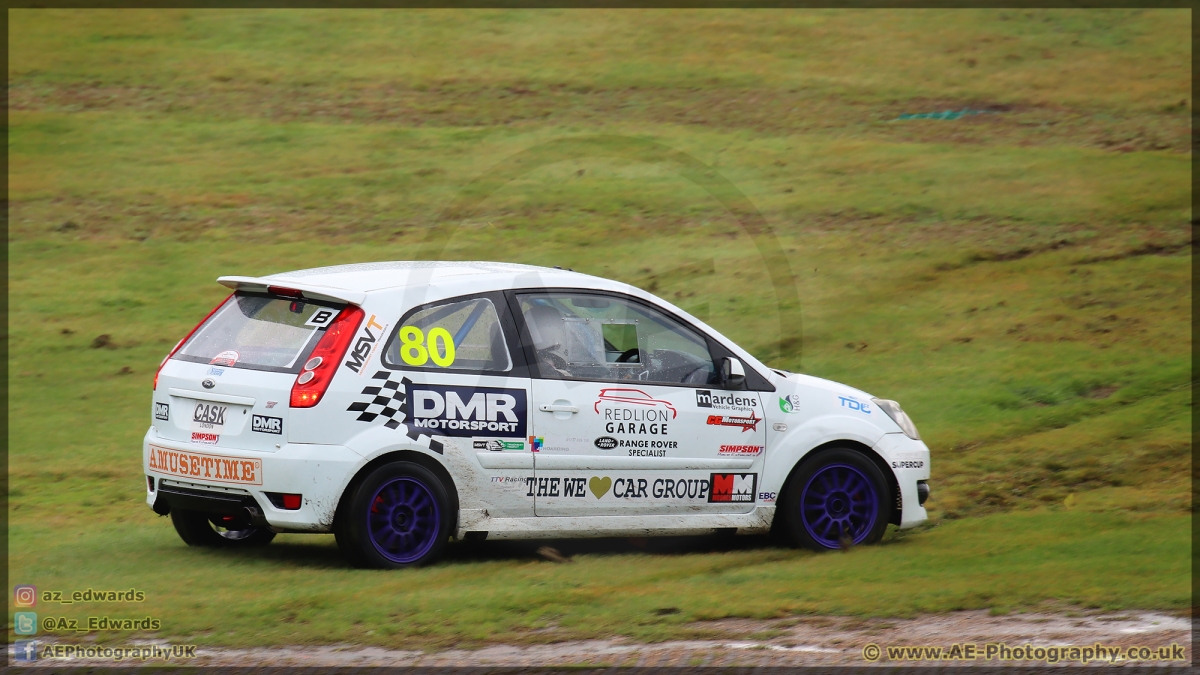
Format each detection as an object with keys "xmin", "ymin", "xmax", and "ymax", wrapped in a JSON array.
[
  {"xmin": 336, "ymin": 462, "xmax": 452, "ymax": 569},
  {"xmin": 781, "ymin": 448, "xmax": 890, "ymax": 551},
  {"xmin": 170, "ymin": 509, "xmax": 276, "ymax": 548}
]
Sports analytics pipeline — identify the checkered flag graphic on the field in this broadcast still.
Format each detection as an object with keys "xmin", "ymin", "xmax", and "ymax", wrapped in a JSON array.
[{"xmin": 346, "ymin": 371, "xmax": 443, "ymax": 454}]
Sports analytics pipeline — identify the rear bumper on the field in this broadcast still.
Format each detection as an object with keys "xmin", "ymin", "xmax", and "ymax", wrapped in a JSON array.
[{"xmin": 143, "ymin": 428, "xmax": 361, "ymax": 532}]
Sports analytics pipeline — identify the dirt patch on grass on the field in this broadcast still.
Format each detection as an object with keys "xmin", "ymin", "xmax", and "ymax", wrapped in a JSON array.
[
  {"xmin": 15, "ymin": 610, "xmax": 1188, "ymax": 667},
  {"xmin": 11, "ymin": 81, "xmax": 1191, "ymax": 152}
]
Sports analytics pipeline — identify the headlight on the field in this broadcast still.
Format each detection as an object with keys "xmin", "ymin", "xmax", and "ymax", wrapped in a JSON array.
[{"xmin": 871, "ymin": 398, "xmax": 921, "ymax": 440}]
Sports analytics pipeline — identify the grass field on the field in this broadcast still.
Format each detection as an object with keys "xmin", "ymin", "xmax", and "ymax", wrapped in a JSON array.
[{"xmin": 8, "ymin": 9, "xmax": 1191, "ymax": 649}]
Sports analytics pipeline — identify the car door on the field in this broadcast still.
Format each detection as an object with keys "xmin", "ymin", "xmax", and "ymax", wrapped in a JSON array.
[
  {"xmin": 513, "ymin": 290, "xmax": 766, "ymax": 517},
  {"xmin": 369, "ymin": 292, "xmax": 535, "ymax": 519}
]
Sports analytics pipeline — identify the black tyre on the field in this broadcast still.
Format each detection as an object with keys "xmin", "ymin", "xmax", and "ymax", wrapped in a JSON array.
[
  {"xmin": 335, "ymin": 461, "xmax": 452, "ymax": 569},
  {"xmin": 170, "ymin": 509, "xmax": 276, "ymax": 548},
  {"xmin": 781, "ymin": 448, "xmax": 891, "ymax": 551}
]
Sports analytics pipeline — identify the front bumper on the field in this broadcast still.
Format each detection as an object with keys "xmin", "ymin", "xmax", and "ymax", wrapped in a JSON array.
[
  {"xmin": 873, "ymin": 432, "xmax": 932, "ymax": 528},
  {"xmin": 142, "ymin": 428, "xmax": 361, "ymax": 532}
]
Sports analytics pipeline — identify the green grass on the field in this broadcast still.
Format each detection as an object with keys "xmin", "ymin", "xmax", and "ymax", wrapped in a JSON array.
[{"xmin": 8, "ymin": 8, "xmax": 1191, "ymax": 649}]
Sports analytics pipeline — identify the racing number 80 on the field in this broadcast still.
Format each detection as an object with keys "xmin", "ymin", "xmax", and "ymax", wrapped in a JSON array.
[{"xmin": 398, "ymin": 326, "xmax": 456, "ymax": 367}]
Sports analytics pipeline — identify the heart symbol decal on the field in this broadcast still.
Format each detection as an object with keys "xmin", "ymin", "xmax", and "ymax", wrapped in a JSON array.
[{"xmin": 589, "ymin": 476, "xmax": 612, "ymax": 499}]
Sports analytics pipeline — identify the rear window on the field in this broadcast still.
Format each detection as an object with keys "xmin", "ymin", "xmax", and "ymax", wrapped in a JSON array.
[{"xmin": 175, "ymin": 293, "xmax": 341, "ymax": 372}]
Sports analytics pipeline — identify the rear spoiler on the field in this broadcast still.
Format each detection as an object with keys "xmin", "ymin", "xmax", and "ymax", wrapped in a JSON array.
[{"xmin": 217, "ymin": 276, "xmax": 367, "ymax": 306}]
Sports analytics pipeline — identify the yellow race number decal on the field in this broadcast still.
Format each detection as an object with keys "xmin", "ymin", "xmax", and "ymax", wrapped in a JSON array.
[
  {"xmin": 427, "ymin": 327, "xmax": 456, "ymax": 367},
  {"xmin": 398, "ymin": 326, "xmax": 456, "ymax": 367}
]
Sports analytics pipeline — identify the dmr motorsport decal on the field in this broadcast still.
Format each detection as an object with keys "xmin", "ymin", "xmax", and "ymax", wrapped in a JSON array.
[
  {"xmin": 344, "ymin": 315, "xmax": 388, "ymax": 374},
  {"xmin": 154, "ymin": 402, "xmax": 169, "ymax": 421},
  {"xmin": 709, "ymin": 473, "xmax": 757, "ymax": 503},
  {"xmin": 705, "ymin": 413, "xmax": 761, "ymax": 432},
  {"xmin": 405, "ymin": 383, "xmax": 527, "ymax": 438},
  {"xmin": 696, "ymin": 389, "xmax": 758, "ymax": 412},
  {"xmin": 252, "ymin": 414, "xmax": 283, "ymax": 435},
  {"xmin": 345, "ymin": 371, "xmax": 445, "ymax": 454}
]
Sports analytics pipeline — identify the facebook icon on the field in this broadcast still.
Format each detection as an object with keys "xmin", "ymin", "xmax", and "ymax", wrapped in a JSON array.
[{"xmin": 14, "ymin": 640, "xmax": 38, "ymax": 662}]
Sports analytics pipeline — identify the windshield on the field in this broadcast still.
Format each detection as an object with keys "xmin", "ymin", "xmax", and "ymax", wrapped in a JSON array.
[{"xmin": 175, "ymin": 293, "xmax": 339, "ymax": 372}]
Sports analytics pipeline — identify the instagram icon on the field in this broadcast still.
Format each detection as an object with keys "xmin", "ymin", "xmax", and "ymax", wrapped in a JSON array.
[{"xmin": 14, "ymin": 585, "xmax": 36, "ymax": 607}]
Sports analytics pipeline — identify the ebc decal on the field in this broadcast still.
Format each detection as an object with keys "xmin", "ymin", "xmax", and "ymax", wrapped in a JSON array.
[
  {"xmin": 404, "ymin": 383, "xmax": 527, "ymax": 438},
  {"xmin": 344, "ymin": 315, "xmax": 388, "ymax": 374}
]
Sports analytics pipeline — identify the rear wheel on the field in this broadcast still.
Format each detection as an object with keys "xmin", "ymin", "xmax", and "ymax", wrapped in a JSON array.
[
  {"xmin": 781, "ymin": 448, "xmax": 890, "ymax": 551},
  {"xmin": 170, "ymin": 509, "xmax": 276, "ymax": 548},
  {"xmin": 336, "ymin": 461, "xmax": 452, "ymax": 569}
]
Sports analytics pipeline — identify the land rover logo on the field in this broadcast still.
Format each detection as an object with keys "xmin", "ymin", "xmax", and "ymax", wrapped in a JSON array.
[
  {"xmin": 202, "ymin": 379, "xmax": 216, "ymax": 389},
  {"xmin": 594, "ymin": 436, "xmax": 618, "ymax": 450}
]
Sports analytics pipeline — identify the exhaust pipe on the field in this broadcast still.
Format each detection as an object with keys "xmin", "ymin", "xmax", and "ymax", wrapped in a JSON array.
[{"xmin": 242, "ymin": 505, "xmax": 271, "ymax": 528}]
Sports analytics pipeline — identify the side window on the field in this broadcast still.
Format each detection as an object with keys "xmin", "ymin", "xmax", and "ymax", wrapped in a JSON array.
[
  {"xmin": 384, "ymin": 297, "xmax": 513, "ymax": 372},
  {"xmin": 516, "ymin": 292, "xmax": 717, "ymax": 386}
]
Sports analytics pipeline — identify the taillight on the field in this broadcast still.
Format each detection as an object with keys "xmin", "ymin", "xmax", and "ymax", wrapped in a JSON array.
[
  {"xmin": 290, "ymin": 306, "xmax": 364, "ymax": 408},
  {"xmin": 267, "ymin": 286, "xmax": 303, "ymax": 299},
  {"xmin": 154, "ymin": 295, "xmax": 232, "ymax": 391}
]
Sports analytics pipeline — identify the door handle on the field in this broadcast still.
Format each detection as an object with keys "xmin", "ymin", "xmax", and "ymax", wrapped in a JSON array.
[{"xmin": 539, "ymin": 404, "xmax": 579, "ymax": 414}]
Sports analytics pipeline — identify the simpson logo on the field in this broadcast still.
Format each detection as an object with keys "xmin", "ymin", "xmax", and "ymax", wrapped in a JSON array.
[
  {"xmin": 719, "ymin": 444, "xmax": 763, "ymax": 456},
  {"xmin": 696, "ymin": 389, "xmax": 759, "ymax": 410},
  {"xmin": 344, "ymin": 315, "xmax": 387, "ymax": 374},
  {"xmin": 252, "ymin": 414, "xmax": 283, "ymax": 435},
  {"xmin": 190, "ymin": 432, "xmax": 219, "ymax": 445},
  {"xmin": 154, "ymin": 402, "xmax": 169, "ymax": 421},
  {"xmin": 404, "ymin": 384, "xmax": 527, "ymax": 438},
  {"xmin": 709, "ymin": 473, "xmax": 757, "ymax": 503},
  {"xmin": 148, "ymin": 445, "xmax": 262, "ymax": 485},
  {"xmin": 705, "ymin": 413, "xmax": 761, "ymax": 432}
]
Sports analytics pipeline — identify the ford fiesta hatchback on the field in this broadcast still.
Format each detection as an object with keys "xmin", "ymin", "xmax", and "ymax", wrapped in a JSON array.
[{"xmin": 146, "ymin": 261, "xmax": 930, "ymax": 568}]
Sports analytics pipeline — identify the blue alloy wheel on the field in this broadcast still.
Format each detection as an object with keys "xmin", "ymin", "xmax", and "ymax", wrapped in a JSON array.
[
  {"xmin": 366, "ymin": 477, "xmax": 442, "ymax": 564},
  {"xmin": 799, "ymin": 463, "xmax": 879, "ymax": 548}
]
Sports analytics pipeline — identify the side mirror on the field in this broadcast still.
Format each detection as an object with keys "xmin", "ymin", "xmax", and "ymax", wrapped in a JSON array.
[{"xmin": 721, "ymin": 357, "xmax": 746, "ymax": 389}]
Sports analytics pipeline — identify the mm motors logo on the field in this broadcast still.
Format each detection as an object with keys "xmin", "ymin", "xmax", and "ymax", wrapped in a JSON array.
[
  {"xmin": 696, "ymin": 389, "xmax": 759, "ymax": 411},
  {"xmin": 405, "ymin": 384, "xmax": 528, "ymax": 438},
  {"xmin": 252, "ymin": 414, "xmax": 283, "ymax": 435},
  {"xmin": 709, "ymin": 473, "xmax": 757, "ymax": 503}
]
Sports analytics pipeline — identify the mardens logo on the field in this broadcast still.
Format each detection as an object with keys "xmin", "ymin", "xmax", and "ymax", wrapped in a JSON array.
[{"xmin": 696, "ymin": 389, "xmax": 758, "ymax": 410}]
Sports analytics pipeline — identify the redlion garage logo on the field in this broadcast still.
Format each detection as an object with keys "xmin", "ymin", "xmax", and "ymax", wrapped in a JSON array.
[
  {"xmin": 708, "ymin": 473, "xmax": 757, "ymax": 503},
  {"xmin": 404, "ymin": 384, "xmax": 528, "ymax": 438}
]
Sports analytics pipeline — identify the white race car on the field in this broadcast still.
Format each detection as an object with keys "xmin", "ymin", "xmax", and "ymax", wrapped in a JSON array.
[{"xmin": 145, "ymin": 262, "xmax": 930, "ymax": 567}]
